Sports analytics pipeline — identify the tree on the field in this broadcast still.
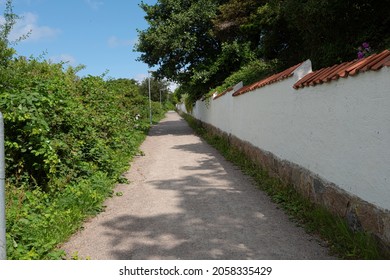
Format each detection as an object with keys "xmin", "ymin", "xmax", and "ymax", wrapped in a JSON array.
[
  {"xmin": 136, "ymin": 0, "xmax": 229, "ymax": 101},
  {"xmin": 213, "ymin": 0, "xmax": 390, "ymax": 69},
  {"xmin": 105, "ymin": 78, "xmax": 139, "ymax": 98},
  {"xmin": 280, "ymin": 0, "xmax": 390, "ymax": 68},
  {"xmin": 138, "ymin": 76, "xmax": 171, "ymax": 103},
  {"xmin": 212, "ymin": 0, "xmax": 262, "ymax": 45},
  {"xmin": 137, "ymin": 0, "xmax": 390, "ymax": 103},
  {"xmin": 212, "ymin": 0, "xmax": 289, "ymax": 66},
  {"xmin": 0, "ymin": 0, "xmax": 17, "ymax": 66}
]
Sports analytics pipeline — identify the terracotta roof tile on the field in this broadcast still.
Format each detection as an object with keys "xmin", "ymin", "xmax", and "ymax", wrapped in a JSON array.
[
  {"xmin": 294, "ymin": 49, "xmax": 390, "ymax": 89},
  {"xmin": 213, "ymin": 86, "xmax": 233, "ymax": 100},
  {"xmin": 233, "ymin": 62, "xmax": 303, "ymax": 97}
]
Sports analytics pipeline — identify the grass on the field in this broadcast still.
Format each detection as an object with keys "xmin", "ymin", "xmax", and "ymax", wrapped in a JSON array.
[
  {"xmin": 6, "ymin": 172, "xmax": 118, "ymax": 259},
  {"xmin": 182, "ymin": 112, "xmax": 387, "ymax": 259}
]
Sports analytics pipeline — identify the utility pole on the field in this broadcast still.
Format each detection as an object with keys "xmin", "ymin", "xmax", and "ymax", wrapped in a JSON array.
[
  {"xmin": 148, "ymin": 71, "xmax": 152, "ymax": 125},
  {"xmin": 0, "ymin": 112, "xmax": 6, "ymax": 260}
]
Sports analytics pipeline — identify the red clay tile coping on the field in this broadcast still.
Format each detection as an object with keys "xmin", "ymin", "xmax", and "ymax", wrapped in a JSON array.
[
  {"xmin": 294, "ymin": 49, "xmax": 390, "ymax": 89},
  {"xmin": 213, "ymin": 86, "xmax": 234, "ymax": 100},
  {"xmin": 232, "ymin": 62, "xmax": 303, "ymax": 97},
  {"xmin": 205, "ymin": 49, "xmax": 389, "ymax": 101}
]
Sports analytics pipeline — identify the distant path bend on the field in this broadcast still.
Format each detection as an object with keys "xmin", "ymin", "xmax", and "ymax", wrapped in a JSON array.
[{"xmin": 62, "ymin": 111, "xmax": 333, "ymax": 260}]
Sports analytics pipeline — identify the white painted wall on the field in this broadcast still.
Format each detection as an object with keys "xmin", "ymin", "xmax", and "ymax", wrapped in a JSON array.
[{"xmin": 182, "ymin": 64, "xmax": 390, "ymax": 211}]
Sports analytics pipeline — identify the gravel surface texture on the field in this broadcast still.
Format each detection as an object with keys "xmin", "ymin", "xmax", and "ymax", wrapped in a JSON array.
[{"xmin": 61, "ymin": 111, "xmax": 334, "ymax": 260}]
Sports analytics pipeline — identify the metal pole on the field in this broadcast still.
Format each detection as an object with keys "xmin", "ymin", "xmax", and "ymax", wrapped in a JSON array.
[
  {"xmin": 148, "ymin": 71, "xmax": 152, "ymax": 125},
  {"xmin": 0, "ymin": 112, "xmax": 6, "ymax": 260}
]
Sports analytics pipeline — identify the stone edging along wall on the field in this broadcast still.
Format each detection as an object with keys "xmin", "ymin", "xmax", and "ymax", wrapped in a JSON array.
[{"xmin": 181, "ymin": 112, "xmax": 390, "ymax": 253}]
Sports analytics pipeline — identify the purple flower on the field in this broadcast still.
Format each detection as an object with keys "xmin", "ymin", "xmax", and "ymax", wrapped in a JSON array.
[{"xmin": 357, "ymin": 42, "xmax": 372, "ymax": 59}]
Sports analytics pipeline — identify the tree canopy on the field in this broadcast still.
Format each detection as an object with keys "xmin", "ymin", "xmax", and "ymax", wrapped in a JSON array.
[
  {"xmin": 136, "ymin": 0, "xmax": 225, "ymax": 99},
  {"xmin": 138, "ymin": 75, "xmax": 171, "ymax": 103},
  {"xmin": 136, "ymin": 0, "xmax": 390, "ymax": 102}
]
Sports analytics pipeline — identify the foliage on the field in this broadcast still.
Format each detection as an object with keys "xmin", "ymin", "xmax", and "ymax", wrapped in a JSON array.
[
  {"xmin": 0, "ymin": 54, "xmax": 169, "ymax": 259},
  {"xmin": 0, "ymin": 2, "xmax": 168, "ymax": 258},
  {"xmin": 5, "ymin": 172, "xmax": 114, "ymax": 259},
  {"xmin": 280, "ymin": 0, "xmax": 390, "ymax": 68},
  {"xmin": 206, "ymin": 59, "xmax": 276, "ymax": 98},
  {"xmin": 190, "ymin": 40, "xmax": 255, "ymax": 89},
  {"xmin": 0, "ymin": 56, "xmax": 168, "ymax": 259},
  {"xmin": 136, "ymin": 0, "xmax": 227, "ymax": 100},
  {"xmin": 212, "ymin": 0, "xmax": 260, "ymax": 43},
  {"xmin": 137, "ymin": 0, "xmax": 390, "ymax": 101},
  {"xmin": 138, "ymin": 75, "xmax": 171, "ymax": 103}
]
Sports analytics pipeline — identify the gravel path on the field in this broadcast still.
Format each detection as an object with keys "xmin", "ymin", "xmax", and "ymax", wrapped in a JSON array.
[{"xmin": 61, "ymin": 111, "xmax": 333, "ymax": 260}]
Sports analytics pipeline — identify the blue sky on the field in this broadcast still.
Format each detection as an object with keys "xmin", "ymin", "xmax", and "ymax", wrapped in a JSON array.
[{"xmin": 1, "ymin": 0, "xmax": 157, "ymax": 82}]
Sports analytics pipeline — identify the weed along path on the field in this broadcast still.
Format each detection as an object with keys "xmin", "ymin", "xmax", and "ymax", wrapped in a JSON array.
[{"xmin": 61, "ymin": 111, "xmax": 333, "ymax": 260}]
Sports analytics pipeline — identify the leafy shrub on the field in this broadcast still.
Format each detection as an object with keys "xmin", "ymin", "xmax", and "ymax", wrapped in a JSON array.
[
  {"xmin": 0, "ymin": 1, "xmax": 169, "ymax": 259},
  {"xmin": 206, "ymin": 59, "xmax": 277, "ymax": 98},
  {"xmin": 0, "ymin": 55, "xmax": 167, "ymax": 259}
]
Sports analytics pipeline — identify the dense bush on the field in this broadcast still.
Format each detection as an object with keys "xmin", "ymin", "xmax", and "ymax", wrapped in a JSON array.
[
  {"xmin": 208, "ymin": 59, "xmax": 277, "ymax": 97},
  {"xmin": 0, "ymin": 54, "xmax": 166, "ymax": 259}
]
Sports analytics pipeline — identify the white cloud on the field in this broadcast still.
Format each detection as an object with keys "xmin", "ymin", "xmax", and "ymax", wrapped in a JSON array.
[
  {"xmin": 85, "ymin": 0, "xmax": 103, "ymax": 10},
  {"xmin": 49, "ymin": 54, "xmax": 77, "ymax": 66},
  {"xmin": 2, "ymin": 12, "xmax": 60, "ymax": 42},
  {"xmin": 169, "ymin": 82, "xmax": 178, "ymax": 92},
  {"xmin": 108, "ymin": 35, "xmax": 135, "ymax": 48},
  {"xmin": 134, "ymin": 73, "xmax": 148, "ymax": 83}
]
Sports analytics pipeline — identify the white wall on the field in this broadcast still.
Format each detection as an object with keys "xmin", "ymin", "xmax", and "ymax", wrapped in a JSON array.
[{"xmin": 183, "ymin": 64, "xmax": 390, "ymax": 211}]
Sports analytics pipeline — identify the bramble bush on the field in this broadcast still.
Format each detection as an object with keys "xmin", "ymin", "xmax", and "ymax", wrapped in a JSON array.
[
  {"xmin": 0, "ymin": 0, "xmax": 167, "ymax": 259},
  {"xmin": 0, "ymin": 53, "xmax": 166, "ymax": 259}
]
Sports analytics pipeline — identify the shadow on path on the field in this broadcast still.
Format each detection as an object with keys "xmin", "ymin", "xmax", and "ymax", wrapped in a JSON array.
[{"xmin": 99, "ymin": 112, "xmax": 332, "ymax": 260}]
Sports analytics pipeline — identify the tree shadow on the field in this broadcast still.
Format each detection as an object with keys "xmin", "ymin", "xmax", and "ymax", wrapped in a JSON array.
[
  {"xmin": 101, "ymin": 139, "xmax": 332, "ymax": 259},
  {"xmin": 94, "ymin": 112, "xmax": 333, "ymax": 260},
  {"xmin": 149, "ymin": 119, "xmax": 193, "ymax": 137}
]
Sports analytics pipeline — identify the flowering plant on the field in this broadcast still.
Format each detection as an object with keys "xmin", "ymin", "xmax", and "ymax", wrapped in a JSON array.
[{"xmin": 357, "ymin": 42, "xmax": 372, "ymax": 59}]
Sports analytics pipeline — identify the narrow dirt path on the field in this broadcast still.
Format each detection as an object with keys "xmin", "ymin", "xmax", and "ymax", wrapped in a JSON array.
[{"xmin": 61, "ymin": 111, "xmax": 333, "ymax": 260}]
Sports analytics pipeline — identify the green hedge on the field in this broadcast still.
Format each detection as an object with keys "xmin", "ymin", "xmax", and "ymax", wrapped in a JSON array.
[{"xmin": 0, "ymin": 56, "xmax": 165, "ymax": 259}]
